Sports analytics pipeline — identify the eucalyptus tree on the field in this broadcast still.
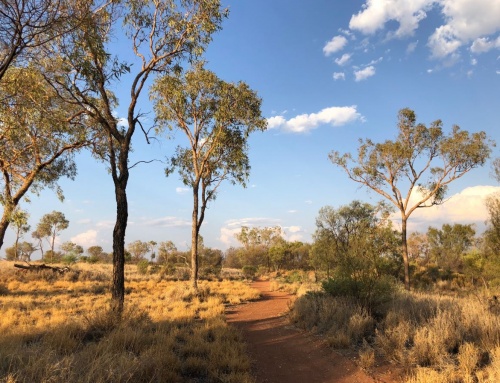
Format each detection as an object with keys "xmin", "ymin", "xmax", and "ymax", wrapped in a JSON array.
[
  {"xmin": 151, "ymin": 64, "xmax": 267, "ymax": 288},
  {"xmin": 10, "ymin": 209, "xmax": 30, "ymax": 260},
  {"xmin": 36, "ymin": 210, "xmax": 68, "ymax": 262},
  {"xmin": 234, "ymin": 225, "xmax": 283, "ymax": 270},
  {"xmin": 330, "ymin": 108, "xmax": 492, "ymax": 289},
  {"xmin": 44, "ymin": 0, "xmax": 227, "ymax": 311},
  {"xmin": 0, "ymin": 0, "xmax": 77, "ymax": 81},
  {"xmin": 0, "ymin": 66, "xmax": 96, "ymax": 251}
]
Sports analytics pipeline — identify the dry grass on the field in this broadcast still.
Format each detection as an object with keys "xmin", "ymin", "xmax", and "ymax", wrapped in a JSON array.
[
  {"xmin": 0, "ymin": 261, "xmax": 259, "ymax": 383},
  {"xmin": 290, "ymin": 285, "xmax": 500, "ymax": 382}
]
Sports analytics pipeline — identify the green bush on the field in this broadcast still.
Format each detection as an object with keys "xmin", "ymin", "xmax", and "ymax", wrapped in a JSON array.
[
  {"xmin": 322, "ymin": 273, "xmax": 396, "ymax": 313},
  {"xmin": 62, "ymin": 254, "xmax": 78, "ymax": 265},
  {"xmin": 242, "ymin": 265, "xmax": 257, "ymax": 280},
  {"xmin": 137, "ymin": 259, "xmax": 149, "ymax": 275}
]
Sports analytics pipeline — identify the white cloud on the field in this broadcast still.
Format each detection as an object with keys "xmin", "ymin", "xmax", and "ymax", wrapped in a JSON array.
[
  {"xmin": 354, "ymin": 65, "xmax": 376, "ymax": 81},
  {"xmin": 349, "ymin": 0, "xmax": 500, "ymax": 60},
  {"xmin": 428, "ymin": 25, "xmax": 462, "ymax": 58},
  {"xmin": 471, "ymin": 58, "xmax": 478, "ymax": 65},
  {"xmin": 323, "ymin": 35, "xmax": 348, "ymax": 56},
  {"xmin": 96, "ymin": 220, "xmax": 114, "ymax": 229},
  {"xmin": 267, "ymin": 115, "xmax": 287, "ymax": 129},
  {"xmin": 333, "ymin": 72, "xmax": 345, "ymax": 80},
  {"xmin": 71, "ymin": 230, "xmax": 98, "ymax": 248},
  {"xmin": 407, "ymin": 40, "xmax": 419, "ymax": 54},
  {"xmin": 305, "ymin": 200, "xmax": 313, "ymax": 205},
  {"xmin": 176, "ymin": 187, "xmax": 189, "ymax": 194},
  {"xmin": 335, "ymin": 53, "xmax": 352, "ymax": 66},
  {"xmin": 145, "ymin": 216, "xmax": 190, "ymax": 227},
  {"xmin": 267, "ymin": 105, "xmax": 363, "ymax": 133},
  {"xmin": 471, "ymin": 36, "xmax": 500, "ymax": 54},
  {"xmin": 349, "ymin": 0, "xmax": 434, "ymax": 37},
  {"xmin": 392, "ymin": 185, "xmax": 500, "ymax": 232},
  {"xmin": 288, "ymin": 210, "xmax": 298, "ymax": 214},
  {"xmin": 287, "ymin": 226, "xmax": 301, "ymax": 233}
]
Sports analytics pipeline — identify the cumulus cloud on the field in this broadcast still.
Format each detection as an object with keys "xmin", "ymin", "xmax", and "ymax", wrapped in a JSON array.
[
  {"xmin": 283, "ymin": 226, "xmax": 305, "ymax": 242},
  {"xmin": 71, "ymin": 230, "xmax": 98, "ymax": 247},
  {"xmin": 267, "ymin": 106, "xmax": 362, "ymax": 133},
  {"xmin": 333, "ymin": 72, "xmax": 345, "ymax": 80},
  {"xmin": 323, "ymin": 35, "xmax": 348, "ymax": 56},
  {"xmin": 349, "ymin": 0, "xmax": 434, "ymax": 37},
  {"xmin": 354, "ymin": 65, "xmax": 376, "ymax": 81},
  {"xmin": 471, "ymin": 36, "xmax": 500, "ymax": 54},
  {"xmin": 176, "ymin": 187, "xmax": 189, "ymax": 195},
  {"xmin": 335, "ymin": 53, "xmax": 352, "ymax": 66},
  {"xmin": 348, "ymin": 0, "xmax": 500, "ymax": 60},
  {"xmin": 391, "ymin": 185, "xmax": 500, "ymax": 232},
  {"xmin": 267, "ymin": 115, "xmax": 287, "ymax": 129}
]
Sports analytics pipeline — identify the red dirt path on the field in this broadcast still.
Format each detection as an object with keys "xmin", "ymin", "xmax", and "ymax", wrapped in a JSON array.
[{"xmin": 226, "ymin": 280, "xmax": 380, "ymax": 383}]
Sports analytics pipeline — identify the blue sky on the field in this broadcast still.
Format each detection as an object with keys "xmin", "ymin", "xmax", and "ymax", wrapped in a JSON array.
[{"xmin": 5, "ymin": 0, "xmax": 500, "ymax": 256}]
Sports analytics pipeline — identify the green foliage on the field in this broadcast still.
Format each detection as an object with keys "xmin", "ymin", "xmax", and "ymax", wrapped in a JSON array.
[
  {"xmin": 330, "ymin": 108, "xmax": 493, "ymax": 289},
  {"xmin": 199, "ymin": 248, "xmax": 223, "ymax": 278},
  {"xmin": 62, "ymin": 254, "xmax": 78, "ymax": 265},
  {"xmin": 4, "ymin": 246, "xmax": 17, "ymax": 261},
  {"xmin": 242, "ymin": 265, "xmax": 257, "ymax": 280},
  {"xmin": 127, "ymin": 240, "xmax": 151, "ymax": 263},
  {"xmin": 427, "ymin": 223, "xmax": 476, "ymax": 271},
  {"xmin": 322, "ymin": 273, "xmax": 396, "ymax": 313},
  {"xmin": 137, "ymin": 260, "xmax": 149, "ymax": 275},
  {"xmin": 36, "ymin": 211, "xmax": 69, "ymax": 257}
]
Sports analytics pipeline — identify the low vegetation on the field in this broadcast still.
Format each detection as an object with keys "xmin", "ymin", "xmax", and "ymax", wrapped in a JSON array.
[
  {"xmin": 0, "ymin": 262, "xmax": 259, "ymax": 383},
  {"xmin": 289, "ymin": 282, "xmax": 500, "ymax": 382}
]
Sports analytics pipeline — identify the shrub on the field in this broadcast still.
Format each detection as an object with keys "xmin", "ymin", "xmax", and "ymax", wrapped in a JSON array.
[
  {"xmin": 137, "ymin": 260, "xmax": 149, "ymax": 275},
  {"xmin": 242, "ymin": 265, "xmax": 257, "ymax": 280},
  {"xmin": 322, "ymin": 273, "xmax": 396, "ymax": 313}
]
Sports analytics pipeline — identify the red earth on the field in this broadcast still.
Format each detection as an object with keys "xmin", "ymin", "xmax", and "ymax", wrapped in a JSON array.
[{"xmin": 226, "ymin": 280, "xmax": 399, "ymax": 383}]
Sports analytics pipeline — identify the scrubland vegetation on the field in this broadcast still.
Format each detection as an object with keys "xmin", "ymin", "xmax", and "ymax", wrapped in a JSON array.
[{"xmin": 0, "ymin": 262, "xmax": 259, "ymax": 383}]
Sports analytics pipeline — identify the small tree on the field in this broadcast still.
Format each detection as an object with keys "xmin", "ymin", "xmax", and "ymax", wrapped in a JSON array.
[
  {"xmin": 427, "ymin": 223, "xmax": 476, "ymax": 271},
  {"xmin": 60, "ymin": 241, "xmax": 83, "ymax": 263},
  {"xmin": 313, "ymin": 200, "xmax": 400, "ymax": 311},
  {"xmin": 10, "ymin": 209, "xmax": 30, "ymax": 261},
  {"xmin": 86, "ymin": 245, "xmax": 106, "ymax": 263},
  {"xmin": 152, "ymin": 64, "xmax": 267, "ymax": 288},
  {"xmin": 234, "ymin": 226, "xmax": 283, "ymax": 271},
  {"xmin": 19, "ymin": 241, "xmax": 37, "ymax": 262},
  {"xmin": 158, "ymin": 241, "xmax": 177, "ymax": 265},
  {"xmin": 36, "ymin": 211, "xmax": 69, "ymax": 262},
  {"xmin": 127, "ymin": 240, "xmax": 150, "ymax": 263},
  {"xmin": 330, "ymin": 108, "xmax": 492, "ymax": 289}
]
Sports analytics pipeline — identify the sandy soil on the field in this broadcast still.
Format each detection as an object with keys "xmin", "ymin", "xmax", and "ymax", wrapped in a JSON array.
[{"xmin": 226, "ymin": 280, "xmax": 387, "ymax": 383}]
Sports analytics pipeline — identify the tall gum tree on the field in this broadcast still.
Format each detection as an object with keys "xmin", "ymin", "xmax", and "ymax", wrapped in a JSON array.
[
  {"xmin": 329, "ymin": 108, "xmax": 493, "ymax": 290},
  {"xmin": 0, "ymin": 66, "xmax": 96, "ymax": 251},
  {"xmin": 151, "ymin": 64, "xmax": 267, "ymax": 289},
  {"xmin": 0, "ymin": 0, "xmax": 77, "ymax": 81},
  {"xmin": 45, "ymin": 0, "xmax": 226, "ymax": 312}
]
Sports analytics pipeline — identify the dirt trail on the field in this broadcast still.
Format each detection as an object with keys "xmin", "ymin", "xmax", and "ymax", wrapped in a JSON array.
[{"xmin": 226, "ymin": 280, "xmax": 377, "ymax": 383}]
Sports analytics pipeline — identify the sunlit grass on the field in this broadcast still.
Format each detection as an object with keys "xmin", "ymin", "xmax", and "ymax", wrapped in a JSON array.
[
  {"xmin": 0, "ymin": 261, "xmax": 259, "ymax": 382},
  {"xmin": 289, "ymin": 284, "xmax": 500, "ymax": 382}
]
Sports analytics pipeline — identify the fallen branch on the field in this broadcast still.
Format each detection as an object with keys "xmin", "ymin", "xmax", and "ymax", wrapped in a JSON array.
[{"xmin": 14, "ymin": 263, "xmax": 72, "ymax": 274}]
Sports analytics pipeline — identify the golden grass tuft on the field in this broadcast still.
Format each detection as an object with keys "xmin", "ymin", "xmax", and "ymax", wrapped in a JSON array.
[
  {"xmin": 290, "ymin": 283, "xmax": 500, "ymax": 382},
  {"xmin": 0, "ymin": 261, "xmax": 257, "ymax": 382}
]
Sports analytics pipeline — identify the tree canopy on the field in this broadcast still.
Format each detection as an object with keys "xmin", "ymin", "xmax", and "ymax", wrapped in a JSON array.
[
  {"xmin": 330, "ymin": 108, "xmax": 492, "ymax": 289},
  {"xmin": 151, "ymin": 63, "xmax": 266, "ymax": 288}
]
